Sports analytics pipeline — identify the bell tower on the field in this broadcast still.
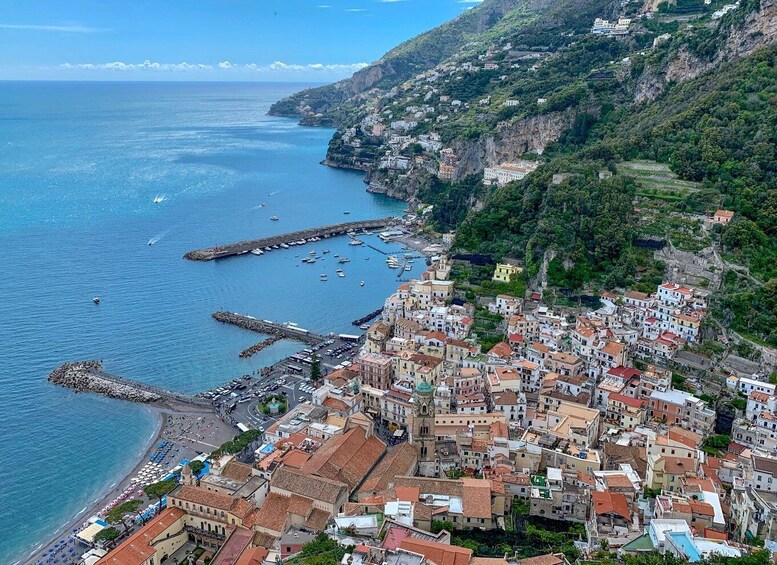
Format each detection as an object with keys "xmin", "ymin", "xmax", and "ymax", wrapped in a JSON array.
[{"xmin": 411, "ymin": 380, "xmax": 437, "ymax": 477}]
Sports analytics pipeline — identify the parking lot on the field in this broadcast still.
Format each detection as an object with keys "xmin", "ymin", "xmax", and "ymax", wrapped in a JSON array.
[{"xmin": 200, "ymin": 334, "xmax": 364, "ymax": 434}]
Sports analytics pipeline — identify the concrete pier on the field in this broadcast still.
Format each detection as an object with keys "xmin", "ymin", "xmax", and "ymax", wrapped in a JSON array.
[
  {"xmin": 48, "ymin": 361, "xmax": 212, "ymax": 408},
  {"xmin": 212, "ymin": 311, "xmax": 326, "ymax": 345},
  {"xmin": 184, "ymin": 217, "xmax": 399, "ymax": 261}
]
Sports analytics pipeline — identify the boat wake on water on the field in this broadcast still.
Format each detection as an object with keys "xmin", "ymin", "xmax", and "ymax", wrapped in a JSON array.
[
  {"xmin": 147, "ymin": 230, "xmax": 170, "ymax": 246},
  {"xmin": 152, "ymin": 194, "xmax": 168, "ymax": 204}
]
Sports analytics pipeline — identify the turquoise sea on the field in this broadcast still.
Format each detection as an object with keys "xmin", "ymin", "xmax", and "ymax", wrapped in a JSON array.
[{"xmin": 0, "ymin": 82, "xmax": 416, "ymax": 562}]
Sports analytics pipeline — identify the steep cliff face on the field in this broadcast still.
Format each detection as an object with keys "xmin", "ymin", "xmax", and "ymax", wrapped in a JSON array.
[
  {"xmin": 452, "ymin": 108, "xmax": 584, "ymax": 179},
  {"xmin": 632, "ymin": 0, "xmax": 776, "ymax": 103}
]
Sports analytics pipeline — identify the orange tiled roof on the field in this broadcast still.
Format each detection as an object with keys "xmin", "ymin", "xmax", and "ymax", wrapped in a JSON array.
[
  {"xmin": 399, "ymin": 538, "xmax": 472, "ymax": 565},
  {"xmin": 592, "ymin": 490, "xmax": 631, "ymax": 521},
  {"xmin": 96, "ymin": 508, "xmax": 185, "ymax": 565}
]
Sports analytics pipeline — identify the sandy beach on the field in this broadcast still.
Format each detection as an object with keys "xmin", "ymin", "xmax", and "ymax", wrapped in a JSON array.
[{"xmin": 23, "ymin": 403, "xmax": 235, "ymax": 565}]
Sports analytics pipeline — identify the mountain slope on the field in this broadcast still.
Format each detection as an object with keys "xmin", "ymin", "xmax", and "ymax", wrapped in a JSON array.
[{"xmin": 268, "ymin": 0, "xmax": 548, "ymax": 125}]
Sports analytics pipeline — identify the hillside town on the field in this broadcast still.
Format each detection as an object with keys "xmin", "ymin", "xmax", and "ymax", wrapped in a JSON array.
[{"xmin": 81, "ymin": 254, "xmax": 777, "ymax": 565}]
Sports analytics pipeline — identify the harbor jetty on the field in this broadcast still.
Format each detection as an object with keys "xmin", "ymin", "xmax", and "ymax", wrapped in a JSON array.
[
  {"xmin": 212, "ymin": 311, "xmax": 326, "ymax": 345},
  {"xmin": 352, "ymin": 308, "xmax": 383, "ymax": 327},
  {"xmin": 239, "ymin": 335, "xmax": 283, "ymax": 358},
  {"xmin": 184, "ymin": 217, "xmax": 399, "ymax": 261},
  {"xmin": 48, "ymin": 361, "xmax": 212, "ymax": 408}
]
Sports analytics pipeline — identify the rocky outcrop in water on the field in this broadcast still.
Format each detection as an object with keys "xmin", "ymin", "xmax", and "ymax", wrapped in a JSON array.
[{"xmin": 48, "ymin": 361, "xmax": 161, "ymax": 403}]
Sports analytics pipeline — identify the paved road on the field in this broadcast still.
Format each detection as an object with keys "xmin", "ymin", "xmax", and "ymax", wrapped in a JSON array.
[{"xmin": 204, "ymin": 335, "xmax": 364, "ymax": 433}]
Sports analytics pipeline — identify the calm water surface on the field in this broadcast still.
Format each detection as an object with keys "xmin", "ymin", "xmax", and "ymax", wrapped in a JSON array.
[{"xmin": 0, "ymin": 82, "xmax": 417, "ymax": 562}]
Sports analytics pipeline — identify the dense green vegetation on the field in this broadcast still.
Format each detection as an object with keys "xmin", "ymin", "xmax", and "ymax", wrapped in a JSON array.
[
  {"xmin": 291, "ymin": 533, "xmax": 350, "ymax": 565},
  {"xmin": 214, "ymin": 430, "xmax": 263, "ymax": 456}
]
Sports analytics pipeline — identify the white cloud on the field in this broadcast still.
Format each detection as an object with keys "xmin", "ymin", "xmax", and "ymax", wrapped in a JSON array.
[
  {"xmin": 0, "ymin": 23, "xmax": 107, "ymax": 33},
  {"xmin": 59, "ymin": 60, "xmax": 213, "ymax": 72},
  {"xmin": 378, "ymin": 0, "xmax": 408, "ymax": 2},
  {"xmin": 344, "ymin": 8, "xmax": 368, "ymax": 11},
  {"xmin": 57, "ymin": 60, "xmax": 369, "ymax": 75},
  {"xmin": 317, "ymin": 4, "xmax": 332, "ymax": 7}
]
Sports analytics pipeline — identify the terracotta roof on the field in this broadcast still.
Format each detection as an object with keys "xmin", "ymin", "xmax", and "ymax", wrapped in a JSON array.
[
  {"xmin": 322, "ymin": 396, "xmax": 350, "ymax": 413},
  {"xmin": 212, "ymin": 527, "xmax": 254, "ymax": 565},
  {"xmin": 517, "ymin": 554, "xmax": 565, "ymax": 565},
  {"xmin": 172, "ymin": 485, "xmax": 253, "ymax": 517},
  {"xmin": 603, "ymin": 474, "xmax": 634, "ymax": 489},
  {"xmin": 235, "ymin": 547, "xmax": 270, "ymax": 565},
  {"xmin": 488, "ymin": 342, "xmax": 513, "ymax": 359},
  {"xmin": 271, "ymin": 467, "xmax": 348, "ymax": 505},
  {"xmin": 461, "ymin": 478, "xmax": 492, "ymax": 519},
  {"xmin": 251, "ymin": 531, "xmax": 279, "ymax": 549},
  {"xmin": 609, "ymin": 393, "xmax": 646, "ymax": 409},
  {"xmin": 96, "ymin": 508, "xmax": 185, "ymax": 565},
  {"xmin": 358, "ymin": 442, "xmax": 417, "ymax": 497},
  {"xmin": 399, "ymin": 538, "xmax": 472, "ymax": 565},
  {"xmin": 300, "ymin": 427, "xmax": 386, "ymax": 492},
  {"xmin": 277, "ymin": 448, "xmax": 311, "ymax": 469},
  {"xmin": 395, "ymin": 486, "xmax": 421, "ymax": 502},
  {"xmin": 305, "ymin": 508, "xmax": 332, "ymax": 531},
  {"xmin": 592, "ymin": 490, "xmax": 631, "ymax": 521},
  {"xmin": 494, "ymin": 390, "xmax": 518, "ymax": 405},
  {"xmin": 662, "ymin": 456, "xmax": 695, "ymax": 475},
  {"xmin": 689, "ymin": 500, "xmax": 715, "ymax": 517},
  {"xmin": 288, "ymin": 494, "xmax": 314, "ymax": 517},
  {"xmin": 471, "ymin": 559, "xmax": 509, "ymax": 565},
  {"xmin": 221, "ymin": 460, "xmax": 254, "ymax": 483},
  {"xmin": 668, "ymin": 426, "xmax": 702, "ymax": 448},
  {"xmin": 249, "ymin": 493, "xmax": 290, "ymax": 533},
  {"xmin": 703, "ymin": 528, "xmax": 728, "ymax": 541},
  {"xmin": 394, "ymin": 476, "xmax": 463, "ymax": 498}
]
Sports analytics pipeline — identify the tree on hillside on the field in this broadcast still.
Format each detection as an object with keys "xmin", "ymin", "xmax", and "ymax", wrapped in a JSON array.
[{"xmin": 310, "ymin": 356, "xmax": 322, "ymax": 383}]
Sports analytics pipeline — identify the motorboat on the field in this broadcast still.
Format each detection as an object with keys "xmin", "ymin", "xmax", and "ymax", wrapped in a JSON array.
[
  {"xmin": 93, "ymin": 297, "xmax": 100, "ymax": 304},
  {"xmin": 338, "ymin": 272, "xmax": 345, "ymax": 278},
  {"xmin": 348, "ymin": 239, "xmax": 363, "ymax": 246},
  {"xmin": 250, "ymin": 249, "xmax": 264, "ymax": 256},
  {"xmin": 338, "ymin": 257, "xmax": 350, "ymax": 264},
  {"xmin": 320, "ymin": 274, "xmax": 328, "ymax": 281},
  {"xmin": 360, "ymin": 281, "xmax": 365, "ymax": 287},
  {"xmin": 270, "ymin": 216, "xmax": 279, "ymax": 221},
  {"xmin": 344, "ymin": 211, "xmax": 351, "ymax": 215},
  {"xmin": 360, "ymin": 324, "xmax": 370, "ymax": 330}
]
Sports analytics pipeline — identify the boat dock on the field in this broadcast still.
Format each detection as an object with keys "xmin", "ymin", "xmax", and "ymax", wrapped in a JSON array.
[
  {"xmin": 212, "ymin": 311, "xmax": 326, "ymax": 345},
  {"xmin": 48, "ymin": 361, "xmax": 212, "ymax": 408},
  {"xmin": 184, "ymin": 218, "xmax": 399, "ymax": 261}
]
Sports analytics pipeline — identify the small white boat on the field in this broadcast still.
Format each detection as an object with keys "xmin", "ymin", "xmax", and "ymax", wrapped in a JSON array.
[
  {"xmin": 309, "ymin": 251, "xmax": 316, "ymax": 256},
  {"xmin": 280, "ymin": 243, "xmax": 289, "ymax": 249},
  {"xmin": 360, "ymin": 324, "xmax": 370, "ymax": 330},
  {"xmin": 339, "ymin": 257, "xmax": 350, "ymax": 264},
  {"xmin": 323, "ymin": 249, "xmax": 330, "ymax": 254},
  {"xmin": 348, "ymin": 240, "xmax": 363, "ymax": 246},
  {"xmin": 320, "ymin": 274, "xmax": 328, "ymax": 281},
  {"xmin": 270, "ymin": 216, "xmax": 279, "ymax": 221},
  {"xmin": 336, "ymin": 269, "xmax": 343, "ymax": 273},
  {"xmin": 152, "ymin": 195, "xmax": 166, "ymax": 204},
  {"xmin": 338, "ymin": 272, "xmax": 345, "ymax": 278},
  {"xmin": 360, "ymin": 281, "xmax": 365, "ymax": 287},
  {"xmin": 250, "ymin": 249, "xmax": 264, "ymax": 256},
  {"xmin": 405, "ymin": 266, "xmax": 412, "ymax": 271},
  {"xmin": 93, "ymin": 297, "xmax": 100, "ymax": 304}
]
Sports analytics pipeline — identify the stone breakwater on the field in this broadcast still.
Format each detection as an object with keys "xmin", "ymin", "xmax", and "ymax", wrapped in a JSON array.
[
  {"xmin": 49, "ymin": 361, "xmax": 161, "ymax": 403},
  {"xmin": 239, "ymin": 335, "xmax": 283, "ymax": 358},
  {"xmin": 212, "ymin": 311, "xmax": 325, "ymax": 346},
  {"xmin": 48, "ymin": 361, "xmax": 212, "ymax": 407},
  {"xmin": 184, "ymin": 217, "xmax": 398, "ymax": 261}
]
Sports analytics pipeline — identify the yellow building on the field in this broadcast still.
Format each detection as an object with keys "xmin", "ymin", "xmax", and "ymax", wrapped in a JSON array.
[{"xmin": 492, "ymin": 262, "xmax": 523, "ymax": 283}]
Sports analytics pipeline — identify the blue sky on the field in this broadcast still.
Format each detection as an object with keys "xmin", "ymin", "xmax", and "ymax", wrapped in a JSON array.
[{"xmin": 0, "ymin": 0, "xmax": 481, "ymax": 81}]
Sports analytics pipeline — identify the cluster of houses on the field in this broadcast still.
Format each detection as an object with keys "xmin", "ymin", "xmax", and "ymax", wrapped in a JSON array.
[{"xmin": 95, "ymin": 255, "xmax": 777, "ymax": 565}]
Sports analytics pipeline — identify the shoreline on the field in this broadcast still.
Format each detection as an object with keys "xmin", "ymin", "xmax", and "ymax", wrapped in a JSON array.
[
  {"xmin": 22, "ymin": 406, "xmax": 167, "ymax": 565},
  {"xmin": 24, "ymin": 402, "xmax": 234, "ymax": 565}
]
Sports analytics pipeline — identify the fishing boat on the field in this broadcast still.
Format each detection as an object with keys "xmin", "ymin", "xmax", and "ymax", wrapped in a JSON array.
[{"xmin": 338, "ymin": 257, "xmax": 350, "ymax": 264}]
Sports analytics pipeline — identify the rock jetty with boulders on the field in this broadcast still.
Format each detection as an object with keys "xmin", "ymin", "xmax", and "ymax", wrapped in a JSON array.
[{"xmin": 48, "ymin": 361, "xmax": 161, "ymax": 403}]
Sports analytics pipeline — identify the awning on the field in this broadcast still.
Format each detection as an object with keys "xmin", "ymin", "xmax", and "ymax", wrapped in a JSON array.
[{"xmin": 76, "ymin": 523, "xmax": 106, "ymax": 544}]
